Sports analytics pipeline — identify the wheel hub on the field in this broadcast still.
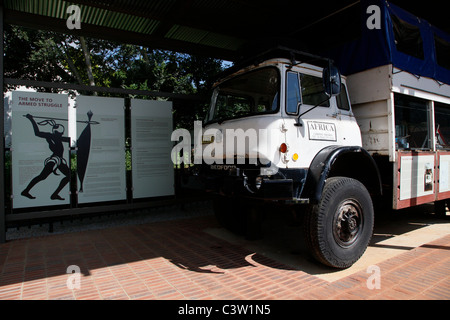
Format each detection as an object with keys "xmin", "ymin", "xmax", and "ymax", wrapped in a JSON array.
[{"xmin": 333, "ymin": 200, "xmax": 363, "ymax": 248}]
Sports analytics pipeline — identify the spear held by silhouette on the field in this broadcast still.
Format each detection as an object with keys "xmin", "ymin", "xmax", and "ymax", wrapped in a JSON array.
[{"xmin": 23, "ymin": 114, "xmax": 99, "ymax": 125}]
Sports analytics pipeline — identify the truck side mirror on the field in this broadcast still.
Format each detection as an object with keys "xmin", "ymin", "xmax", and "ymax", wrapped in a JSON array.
[{"xmin": 323, "ymin": 65, "xmax": 341, "ymax": 97}]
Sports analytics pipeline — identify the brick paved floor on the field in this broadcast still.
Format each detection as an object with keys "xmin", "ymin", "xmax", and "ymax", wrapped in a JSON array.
[{"xmin": 0, "ymin": 215, "xmax": 449, "ymax": 300}]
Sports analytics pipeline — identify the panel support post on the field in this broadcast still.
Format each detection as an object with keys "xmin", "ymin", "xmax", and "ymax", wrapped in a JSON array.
[{"xmin": 0, "ymin": 1, "xmax": 6, "ymax": 243}]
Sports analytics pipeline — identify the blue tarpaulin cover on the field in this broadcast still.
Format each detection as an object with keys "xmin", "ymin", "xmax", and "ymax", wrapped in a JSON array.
[{"xmin": 325, "ymin": 0, "xmax": 450, "ymax": 85}]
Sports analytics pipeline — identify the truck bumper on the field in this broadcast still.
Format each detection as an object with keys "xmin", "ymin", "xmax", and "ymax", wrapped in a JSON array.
[
  {"xmin": 205, "ymin": 175, "xmax": 294, "ymax": 200},
  {"xmin": 180, "ymin": 164, "xmax": 308, "ymax": 201}
]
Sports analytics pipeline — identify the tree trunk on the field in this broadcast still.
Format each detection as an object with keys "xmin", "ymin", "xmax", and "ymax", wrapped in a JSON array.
[
  {"xmin": 79, "ymin": 36, "xmax": 97, "ymax": 95},
  {"xmin": 59, "ymin": 41, "xmax": 84, "ymax": 86},
  {"xmin": 140, "ymin": 47, "xmax": 150, "ymax": 64}
]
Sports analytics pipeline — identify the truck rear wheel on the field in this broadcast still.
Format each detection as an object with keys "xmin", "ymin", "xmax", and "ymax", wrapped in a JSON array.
[
  {"xmin": 213, "ymin": 196, "xmax": 249, "ymax": 236},
  {"xmin": 435, "ymin": 200, "xmax": 448, "ymax": 218},
  {"xmin": 304, "ymin": 177, "xmax": 374, "ymax": 269}
]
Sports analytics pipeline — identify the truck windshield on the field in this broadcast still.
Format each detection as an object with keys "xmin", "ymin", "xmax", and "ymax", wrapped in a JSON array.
[{"xmin": 207, "ymin": 67, "xmax": 280, "ymax": 124}]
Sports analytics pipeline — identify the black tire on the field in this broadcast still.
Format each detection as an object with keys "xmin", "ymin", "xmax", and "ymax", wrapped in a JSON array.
[
  {"xmin": 213, "ymin": 197, "xmax": 264, "ymax": 239},
  {"xmin": 213, "ymin": 196, "xmax": 246, "ymax": 235},
  {"xmin": 304, "ymin": 177, "xmax": 374, "ymax": 269},
  {"xmin": 435, "ymin": 200, "xmax": 448, "ymax": 218}
]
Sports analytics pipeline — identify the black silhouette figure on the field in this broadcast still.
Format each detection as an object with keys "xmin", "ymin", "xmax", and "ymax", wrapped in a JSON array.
[{"xmin": 21, "ymin": 114, "xmax": 71, "ymax": 201}]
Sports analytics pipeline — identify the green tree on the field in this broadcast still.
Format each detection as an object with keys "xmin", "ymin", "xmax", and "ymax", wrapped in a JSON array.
[{"xmin": 3, "ymin": 25, "xmax": 226, "ymax": 127}]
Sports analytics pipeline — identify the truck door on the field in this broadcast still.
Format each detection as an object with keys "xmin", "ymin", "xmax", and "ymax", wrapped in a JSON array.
[
  {"xmin": 333, "ymin": 83, "xmax": 362, "ymax": 147},
  {"xmin": 297, "ymin": 72, "xmax": 341, "ymax": 166}
]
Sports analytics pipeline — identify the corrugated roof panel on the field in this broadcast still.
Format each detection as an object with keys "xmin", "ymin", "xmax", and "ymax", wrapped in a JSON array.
[
  {"xmin": 128, "ymin": 16, "xmax": 142, "ymax": 32},
  {"xmin": 128, "ymin": 16, "xmax": 143, "ymax": 32},
  {"xmin": 114, "ymin": 13, "xmax": 128, "ymax": 29},
  {"xmin": 42, "ymin": 0, "xmax": 49, "ymax": 16},
  {"xmin": 3, "ymin": 0, "xmax": 244, "ymax": 58},
  {"xmin": 49, "ymin": 0, "xmax": 59, "ymax": 17},
  {"xmin": 82, "ymin": 6, "xmax": 94, "ymax": 24},
  {"xmin": 9, "ymin": 0, "xmax": 48, "ymax": 13},
  {"xmin": 142, "ymin": 20, "xmax": 160, "ymax": 34},
  {"xmin": 3, "ymin": 0, "xmax": 161, "ymax": 35},
  {"xmin": 34, "ymin": 0, "xmax": 40, "ymax": 15},
  {"xmin": 53, "ymin": 0, "xmax": 66, "ymax": 19},
  {"xmin": 105, "ymin": 12, "xmax": 123, "ymax": 29},
  {"xmin": 92, "ymin": 6, "xmax": 104, "ymax": 24},
  {"xmin": 102, "ymin": 12, "xmax": 131, "ymax": 32},
  {"xmin": 165, "ymin": 25, "xmax": 209, "ymax": 44},
  {"xmin": 113, "ymin": 11, "xmax": 128, "ymax": 29},
  {"xmin": 4, "ymin": 0, "xmax": 23, "ymax": 12},
  {"xmin": 82, "ymin": 6, "xmax": 93, "ymax": 24}
]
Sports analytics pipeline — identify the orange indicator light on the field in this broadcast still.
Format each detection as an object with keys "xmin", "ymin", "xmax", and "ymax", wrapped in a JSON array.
[{"xmin": 279, "ymin": 143, "xmax": 288, "ymax": 153}]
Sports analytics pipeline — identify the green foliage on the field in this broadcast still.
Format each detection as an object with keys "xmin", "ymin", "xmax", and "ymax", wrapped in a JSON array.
[
  {"xmin": 3, "ymin": 27, "xmax": 229, "ymax": 203},
  {"xmin": 4, "ymin": 26, "xmax": 226, "ymax": 127}
]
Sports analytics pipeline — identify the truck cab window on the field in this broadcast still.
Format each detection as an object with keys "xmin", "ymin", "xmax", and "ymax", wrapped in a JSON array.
[
  {"xmin": 394, "ymin": 93, "xmax": 430, "ymax": 150},
  {"xmin": 208, "ymin": 67, "xmax": 280, "ymax": 124},
  {"xmin": 300, "ymin": 73, "xmax": 330, "ymax": 107},
  {"xmin": 336, "ymin": 84, "xmax": 351, "ymax": 111},
  {"xmin": 435, "ymin": 102, "xmax": 450, "ymax": 150},
  {"xmin": 214, "ymin": 94, "xmax": 252, "ymax": 120},
  {"xmin": 286, "ymin": 72, "xmax": 301, "ymax": 115}
]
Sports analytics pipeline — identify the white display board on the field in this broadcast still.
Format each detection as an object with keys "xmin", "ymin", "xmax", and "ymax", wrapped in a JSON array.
[
  {"xmin": 131, "ymin": 100, "xmax": 174, "ymax": 199},
  {"xmin": 439, "ymin": 154, "xmax": 450, "ymax": 193},
  {"xmin": 76, "ymin": 96, "xmax": 126, "ymax": 204},
  {"xmin": 399, "ymin": 155, "xmax": 435, "ymax": 201},
  {"xmin": 11, "ymin": 91, "xmax": 70, "ymax": 209}
]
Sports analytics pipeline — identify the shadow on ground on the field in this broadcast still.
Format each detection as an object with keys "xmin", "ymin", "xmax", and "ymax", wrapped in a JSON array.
[
  {"xmin": 1, "ymin": 201, "xmax": 448, "ymax": 287},
  {"xmin": 205, "ymin": 202, "xmax": 450, "ymax": 281}
]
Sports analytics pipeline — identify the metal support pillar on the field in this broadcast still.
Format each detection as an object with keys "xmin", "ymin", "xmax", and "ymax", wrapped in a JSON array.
[{"xmin": 0, "ymin": 1, "xmax": 6, "ymax": 243}]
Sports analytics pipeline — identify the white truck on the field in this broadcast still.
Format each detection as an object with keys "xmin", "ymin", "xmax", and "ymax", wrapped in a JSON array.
[
  {"xmin": 184, "ymin": 44, "xmax": 449, "ymax": 269},
  {"xmin": 184, "ymin": 1, "xmax": 450, "ymax": 269},
  {"xmin": 192, "ymin": 48, "xmax": 380, "ymax": 269}
]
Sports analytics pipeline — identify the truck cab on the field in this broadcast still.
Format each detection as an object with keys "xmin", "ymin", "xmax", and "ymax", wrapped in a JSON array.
[
  {"xmin": 201, "ymin": 55, "xmax": 362, "ymax": 196},
  {"xmin": 191, "ymin": 48, "xmax": 382, "ymax": 269}
]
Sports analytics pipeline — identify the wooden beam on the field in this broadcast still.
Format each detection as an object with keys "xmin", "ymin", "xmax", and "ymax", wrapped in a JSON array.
[{"xmin": 4, "ymin": 78, "xmax": 207, "ymax": 102}]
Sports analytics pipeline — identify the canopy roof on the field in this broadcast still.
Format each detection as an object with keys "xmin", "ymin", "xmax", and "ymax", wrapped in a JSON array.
[{"xmin": 3, "ymin": 0, "xmax": 449, "ymax": 62}]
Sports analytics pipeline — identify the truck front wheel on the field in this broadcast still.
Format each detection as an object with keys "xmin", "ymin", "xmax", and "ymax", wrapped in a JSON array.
[
  {"xmin": 213, "ymin": 196, "xmax": 244, "ymax": 234},
  {"xmin": 304, "ymin": 177, "xmax": 374, "ymax": 269},
  {"xmin": 213, "ymin": 196, "xmax": 264, "ymax": 240}
]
